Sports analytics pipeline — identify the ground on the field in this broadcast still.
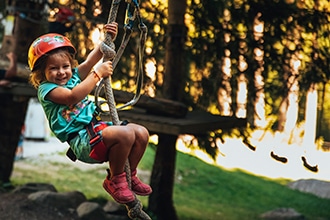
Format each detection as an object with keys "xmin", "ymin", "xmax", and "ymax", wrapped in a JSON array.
[
  {"xmin": 0, "ymin": 190, "xmax": 78, "ymax": 220},
  {"xmin": 2, "ymin": 133, "xmax": 330, "ymax": 220},
  {"xmin": 0, "ymin": 138, "xmax": 84, "ymax": 220}
]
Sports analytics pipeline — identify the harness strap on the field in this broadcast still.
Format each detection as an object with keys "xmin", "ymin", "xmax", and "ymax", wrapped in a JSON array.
[
  {"xmin": 66, "ymin": 115, "xmax": 105, "ymax": 162},
  {"xmin": 66, "ymin": 117, "xmax": 129, "ymax": 162},
  {"xmin": 87, "ymin": 119, "xmax": 108, "ymax": 162},
  {"xmin": 86, "ymin": 117, "xmax": 104, "ymax": 146}
]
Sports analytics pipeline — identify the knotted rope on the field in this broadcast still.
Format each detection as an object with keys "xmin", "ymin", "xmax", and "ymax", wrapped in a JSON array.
[
  {"xmin": 95, "ymin": 0, "xmax": 147, "ymax": 111},
  {"xmin": 99, "ymin": 0, "xmax": 150, "ymax": 219}
]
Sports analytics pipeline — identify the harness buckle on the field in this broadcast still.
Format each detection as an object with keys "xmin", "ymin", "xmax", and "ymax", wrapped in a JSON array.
[{"xmin": 89, "ymin": 135, "xmax": 103, "ymax": 147}]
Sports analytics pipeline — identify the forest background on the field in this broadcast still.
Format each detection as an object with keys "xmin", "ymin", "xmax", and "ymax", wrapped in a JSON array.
[
  {"xmin": 1, "ymin": 0, "xmax": 330, "ymax": 219},
  {"xmin": 1, "ymin": 0, "xmax": 330, "ymax": 152},
  {"xmin": 1, "ymin": 0, "xmax": 330, "ymax": 179}
]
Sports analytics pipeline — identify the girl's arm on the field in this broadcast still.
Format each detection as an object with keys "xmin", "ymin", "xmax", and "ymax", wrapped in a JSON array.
[
  {"xmin": 78, "ymin": 22, "xmax": 118, "ymax": 80},
  {"xmin": 47, "ymin": 61, "xmax": 113, "ymax": 106},
  {"xmin": 77, "ymin": 44, "xmax": 103, "ymax": 80}
]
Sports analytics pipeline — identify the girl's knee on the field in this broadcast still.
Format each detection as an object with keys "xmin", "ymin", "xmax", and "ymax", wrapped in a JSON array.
[
  {"xmin": 102, "ymin": 126, "xmax": 135, "ymax": 146},
  {"xmin": 138, "ymin": 126, "xmax": 149, "ymax": 138},
  {"xmin": 135, "ymin": 126, "xmax": 149, "ymax": 146}
]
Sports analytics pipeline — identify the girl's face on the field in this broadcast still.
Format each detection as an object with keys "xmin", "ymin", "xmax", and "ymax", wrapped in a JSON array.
[{"xmin": 45, "ymin": 53, "xmax": 72, "ymax": 85}]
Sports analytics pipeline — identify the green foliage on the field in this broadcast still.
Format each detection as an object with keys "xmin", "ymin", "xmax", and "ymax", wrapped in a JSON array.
[
  {"xmin": 188, "ymin": 0, "xmax": 330, "ymax": 107},
  {"xmin": 11, "ymin": 146, "xmax": 330, "ymax": 220},
  {"xmin": 8, "ymin": 0, "xmax": 330, "ymax": 159},
  {"xmin": 185, "ymin": 0, "xmax": 330, "ymax": 139}
]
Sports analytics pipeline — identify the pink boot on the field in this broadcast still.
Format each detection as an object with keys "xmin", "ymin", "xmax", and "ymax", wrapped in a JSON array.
[
  {"xmin": 131, "ymin": 170, "xmax": 152, "ymax": 196},
  {"xmin": 103, "ymin": 170, "xmax": 135, "ymax": 204}
]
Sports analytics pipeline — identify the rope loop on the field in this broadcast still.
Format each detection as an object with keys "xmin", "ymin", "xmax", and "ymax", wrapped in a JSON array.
[
  {"xmin": 127, "ymin": 200, "xmax": 152, "ymax": 220},
  {"xmin": 100, "ymin": 41, "xmax": 116, "ymax": 61}
]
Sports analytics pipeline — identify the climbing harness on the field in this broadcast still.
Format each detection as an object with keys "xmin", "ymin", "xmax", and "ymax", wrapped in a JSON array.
[
  {"xmin": 86, "ymin": 116, "xmax": 109, "ymax": 162},
  {"xmin": 97, "ymin": 0, "xmax": 151, "ymax": 219},
  {"xmin": 87, "ymin": 116, "xmax": 129, "ymax": 162},
  {"xmin": 65, "ymin": 113, "xmax": 128, "ymax": 163}
]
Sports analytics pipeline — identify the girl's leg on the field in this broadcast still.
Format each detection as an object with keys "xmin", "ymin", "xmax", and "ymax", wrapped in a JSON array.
[
  {"xmin": 127, "ymin": 123, "xmax": 149, "ymax": 171},
  {"xmin": 126, "ymin": 123, "xmax": 152, "ymax": 196},
  {"xmin": 101, "ymin": 125, "xmax": 136, "ymax": 203},
  {"xmin": 101, "ymin": 123, "xmax": 151, "ymax": 202},
  {"xmin": 102, "ymin": 125, "xmax": 136, "ymax": 176}
]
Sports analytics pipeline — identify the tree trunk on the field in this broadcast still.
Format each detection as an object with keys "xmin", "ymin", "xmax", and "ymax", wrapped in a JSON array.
[
  {"xmin": 148, "ymin": 0, "xmax": 187, "ymax": 219},
  {"xmin": 148, "ymin": 134, "xmax": 178, "ymax": 220},
  {"xmin": 162, "ymin": 0, "xmax": 187, "ymax": 101},
  {"xmin": 0, "ymin": 95, "xmax": 29, "ymax": 185},
  {"xmin": 0, "ymin": 0, "xmax": 45, "ymax": 188}
]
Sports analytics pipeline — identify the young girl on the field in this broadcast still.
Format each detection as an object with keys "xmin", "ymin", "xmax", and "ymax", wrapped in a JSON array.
[{"xmin": 27, "ymin": 22, "xmax": 152, "ymax": 204}]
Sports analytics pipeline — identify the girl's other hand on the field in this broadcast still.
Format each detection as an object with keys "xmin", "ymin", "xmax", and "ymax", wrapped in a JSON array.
[{"xmin": 94, "ymin": 61, "xmax": 113, "ymax": 78}]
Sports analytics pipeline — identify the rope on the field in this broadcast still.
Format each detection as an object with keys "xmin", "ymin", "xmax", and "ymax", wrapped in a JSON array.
[
  {"xmin": 95, "ymin": 1, "xmax": 147, "ymax": 113},
  {"xmin": 99, "ymin": 0, "xmax": 151, "ymax": 219}
]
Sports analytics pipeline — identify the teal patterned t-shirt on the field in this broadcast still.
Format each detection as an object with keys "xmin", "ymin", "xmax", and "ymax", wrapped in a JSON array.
[{"xmin": 38, "ymin": 68, "xmax": 96, "ymax": 142}]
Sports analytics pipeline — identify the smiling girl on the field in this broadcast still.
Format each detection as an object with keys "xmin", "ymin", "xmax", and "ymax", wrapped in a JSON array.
[{"xmin": 27, "ymin": 23, "xmax": 152, "ymax": 204}]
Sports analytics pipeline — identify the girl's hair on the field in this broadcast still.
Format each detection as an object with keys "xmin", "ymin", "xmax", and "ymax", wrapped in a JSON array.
[{"xmin": 29, "ymin": 48, "xmax": 77, "ymax": 89}]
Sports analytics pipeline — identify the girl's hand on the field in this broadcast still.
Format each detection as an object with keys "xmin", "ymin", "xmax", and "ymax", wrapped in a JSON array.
[
  {"xmin": 104, "ymin": 22, "xmax": 118, "ymax": 40},
  {"xmin": 94, "ymin": 61, "xmax": 113, "ymax": 78}
]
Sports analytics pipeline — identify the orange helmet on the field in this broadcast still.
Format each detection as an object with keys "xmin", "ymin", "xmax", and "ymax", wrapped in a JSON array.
[{"xmin": 28, "ymin": 33, "xmax": 76, "ymax": 71}]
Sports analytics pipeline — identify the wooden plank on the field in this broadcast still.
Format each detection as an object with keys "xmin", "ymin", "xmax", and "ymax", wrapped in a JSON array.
[
  {"xmin": 0, "ymin": 83, "xmax": 188, "ymax": 117},
  {"xmin": 117, "ymin": 108, "xmax": 247, "ymax": 136},
  {"xmin": 0, "ymin": 60, "xmax": 30, "ymax": 79},
  {"xmin": 98, "ymin": 89, "xmax": 188, "ymax": 118},
  {"xmin": 0, "ymin": 82, "xmax": 36, "ymax": 97},
  {"xmin": 0, "ymin": 83, "xmax": 247, "ymax": 136}
]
